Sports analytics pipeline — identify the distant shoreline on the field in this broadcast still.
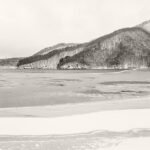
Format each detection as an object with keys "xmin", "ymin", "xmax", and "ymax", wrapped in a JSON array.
[{"xmin": 0, "ymin": 67, "xmax": 131, "ymax": 73}]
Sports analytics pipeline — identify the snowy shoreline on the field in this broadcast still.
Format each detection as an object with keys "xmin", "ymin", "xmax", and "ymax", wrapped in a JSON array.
[
  {"xmin": 0, "ymin": 109, "xmax": 149, "ymax": 135},
  {"xmin": 0, "ymin": 96, "xmax": 150, "ymax": 117}
]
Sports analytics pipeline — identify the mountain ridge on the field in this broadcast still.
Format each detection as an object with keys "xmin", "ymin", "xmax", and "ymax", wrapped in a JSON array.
[
  {"xmin": 1, "ymin": 20, "xmax": 150, "ymax": 69},
  {"xmin": 34, "ymin": 43, "xmax": 78, "ymax": 56},
  {"xmin": 0, "ymin": 57, "xmax": 22, "ymax": 68},
  {"xmin": 58, "ymin": 27, "xmax": 150, "ymax": 69}
]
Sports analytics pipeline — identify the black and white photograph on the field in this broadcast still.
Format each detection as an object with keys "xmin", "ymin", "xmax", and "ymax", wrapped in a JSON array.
[{"xmin": 0, "ymin": 0, "xmax": 150, "ymax": 149}]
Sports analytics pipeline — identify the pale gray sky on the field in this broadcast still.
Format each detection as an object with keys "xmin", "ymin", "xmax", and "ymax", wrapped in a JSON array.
[{"xmin": 0, "ymin": 0, "xmax": 150, "ymax": 58}]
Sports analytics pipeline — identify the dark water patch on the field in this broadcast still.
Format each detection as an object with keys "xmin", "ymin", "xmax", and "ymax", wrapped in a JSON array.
[
  {"xmin": 0, "ymin": 79, "xmax": 6, "ymax": 82},
  {"xmin": 81, "ymin": 89, "xmax": 126, "ymax": 95},
  {"xmin": 120, "ymin": 90, "xmax": 148, "ymax": 94},
  {"xmin": 80, "ymin": 89, "xmax": 123, "ymax": 97},
  {"xmin": 52, "ymin": 79, "xmax": 81, "ymax": 82},
  {"xmin": 42, "ymin": 82, "xmax": 65, "ymax": 87},
  {"xmin": 81, "ymin": 89, "xmax": 103, "ymax": 95},
  {"xmin": 100, "ymin": 81, "xmax": 150, "ymax": 85},
  {"xmin": 121, "ymin": 90, "xmax": 136, "ymax": 93},
  {"xmin": 81, "ymin": 89, "xmax": 150, "ymax": 96},
  {"xmin": 56, "ymin": 83, "xmax": 65, "ymax": 87}
]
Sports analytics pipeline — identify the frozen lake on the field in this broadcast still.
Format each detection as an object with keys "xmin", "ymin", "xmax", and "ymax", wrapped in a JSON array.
[{"xmin": 0, "ymin": 69, "xmax": 150, "ymax": 108}]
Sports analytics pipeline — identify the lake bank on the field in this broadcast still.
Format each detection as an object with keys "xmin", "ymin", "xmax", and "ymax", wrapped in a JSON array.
[
  {"xmin": 0, "ymin": 109, "xmax": 149, "ymax": 135},
  {"xmin": 0, "ymin": 96, "xmax": 149, "ymax": 117}
]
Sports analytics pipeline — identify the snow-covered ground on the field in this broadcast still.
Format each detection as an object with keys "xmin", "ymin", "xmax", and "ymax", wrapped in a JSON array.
[
  {"xmin": 0, "ymin": 109, "xmax": 149, "ymax": 149},
  {"xmin": 112, "ymin": 138, "xmax": 150, "ymax": 150},
  {"xmin": 0, "ymin": 109, "xmax": 149, "ymax": 135}
]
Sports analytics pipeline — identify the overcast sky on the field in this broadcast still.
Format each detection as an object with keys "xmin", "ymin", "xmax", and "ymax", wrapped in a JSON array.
[{"xmin": 0, "ymin": 0, "xmax": 150, "ymax": 58}]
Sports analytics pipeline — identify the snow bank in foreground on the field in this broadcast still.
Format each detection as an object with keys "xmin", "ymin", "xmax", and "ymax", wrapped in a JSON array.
[
  {"xmin": 0, "ymin": 109, "xmax": 149, "ymax": 135},
  {"xmin": 112, "ymin": 137, "xmax": 150, "ymax": 150}
]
